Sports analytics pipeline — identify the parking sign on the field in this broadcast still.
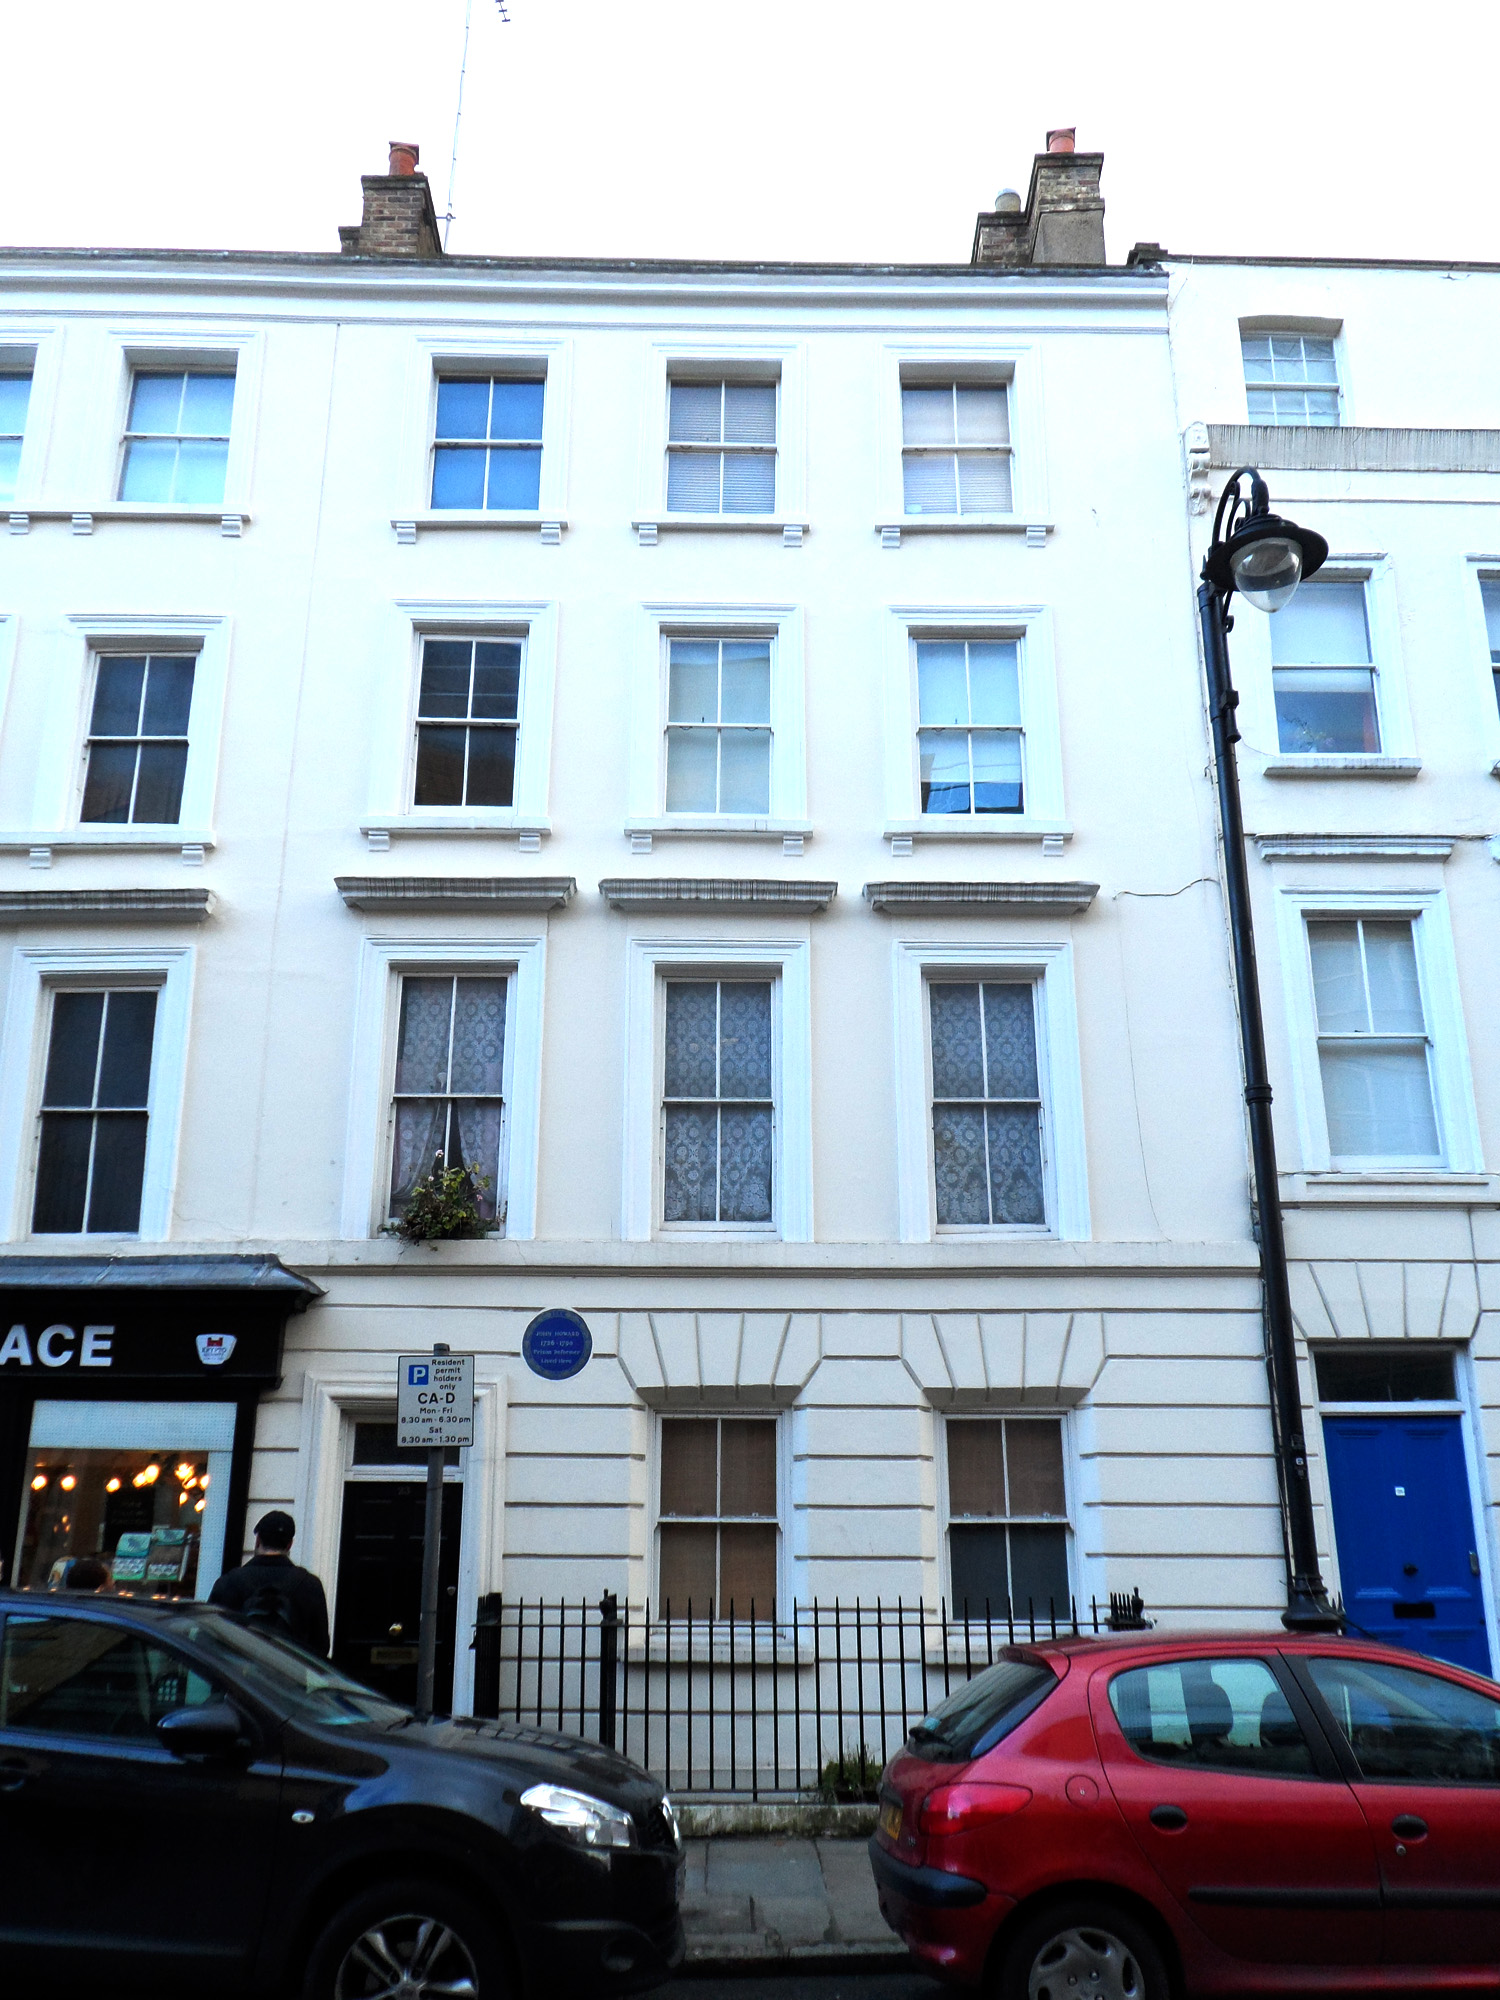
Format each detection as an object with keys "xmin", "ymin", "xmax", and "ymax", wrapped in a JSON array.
[{"xmin": 396, "ymin": 1351, "xmax": 475, "ymax": 1448}]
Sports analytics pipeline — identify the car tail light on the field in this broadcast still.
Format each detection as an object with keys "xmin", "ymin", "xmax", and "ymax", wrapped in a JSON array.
[{"xmin": 919, "ymin": 1782, "xmax": 1033, "ymax": 1833}]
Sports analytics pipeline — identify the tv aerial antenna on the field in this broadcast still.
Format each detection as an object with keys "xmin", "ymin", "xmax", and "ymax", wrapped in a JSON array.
[{"xmin": 442, "ymin": 0, "xmax": 512, "ymax": 250}]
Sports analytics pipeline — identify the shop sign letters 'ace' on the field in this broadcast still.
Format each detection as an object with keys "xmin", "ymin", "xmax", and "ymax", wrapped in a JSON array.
[{"xmin": 397, "ymin": 1351, "xmax": 475, "ymax": 1450}]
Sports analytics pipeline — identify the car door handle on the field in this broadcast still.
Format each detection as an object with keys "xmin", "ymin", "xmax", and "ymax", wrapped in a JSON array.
[
  {"xmin": 1150, "ymin": 1804, "xmax": 1188, "ymax": 1831},
  {"xmin": 0, "ymin": 1757, "xmax": 35, "ymax": 1792},
  {"xmin": 1391, "ymin": 1815, "xmax": 1428, "ymax": 1840}
]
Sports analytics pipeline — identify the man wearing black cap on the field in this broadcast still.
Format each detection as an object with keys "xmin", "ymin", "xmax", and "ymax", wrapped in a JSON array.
[{"xmin": 209, "ymin": 1510, "xmax": 330, "ymax": 1657}]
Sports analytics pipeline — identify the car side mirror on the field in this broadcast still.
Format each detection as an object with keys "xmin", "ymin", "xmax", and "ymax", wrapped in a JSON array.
[{"xmin": 156, "ymin": 1700, "xmax": 249, "ymax": 1761}]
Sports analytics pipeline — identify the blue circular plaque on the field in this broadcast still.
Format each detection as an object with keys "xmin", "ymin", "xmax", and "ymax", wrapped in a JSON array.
[{"xmin": 522, "ymin": 1309, "xmax": 593, "ymax": 1381}]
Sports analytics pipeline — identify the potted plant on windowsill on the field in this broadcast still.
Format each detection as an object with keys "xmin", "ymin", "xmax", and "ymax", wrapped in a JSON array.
[{"xmin": 387, "ymin": 1153, "xmax": 493, "ymax": 1244}]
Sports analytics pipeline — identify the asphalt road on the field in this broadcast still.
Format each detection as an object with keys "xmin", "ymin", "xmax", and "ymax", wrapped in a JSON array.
[{"xmin": 666, "ymin": 1974, "xmax": 938, "ymax": 2000}]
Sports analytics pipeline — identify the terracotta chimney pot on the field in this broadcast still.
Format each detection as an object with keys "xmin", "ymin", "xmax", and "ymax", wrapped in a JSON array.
[
  {"xmin": 1046, "ymin": 127, "xmax": 1076, "ymax": 153},
  {"xmin": 388, "ymin": 141, "xmax": 420, "ymax": 177}
]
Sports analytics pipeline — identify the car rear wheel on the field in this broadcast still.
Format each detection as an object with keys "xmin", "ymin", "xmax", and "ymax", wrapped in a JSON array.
[
  {"xmin": 999, "ymin": 1900, "xmax": 1169, "ymax": 2000},
  {"xmin": 304, "ymin": 1878, "xmax": 510, "ymax": 2000}
]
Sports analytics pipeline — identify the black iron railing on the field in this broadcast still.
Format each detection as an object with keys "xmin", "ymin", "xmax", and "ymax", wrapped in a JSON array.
[{"xmin": 471, "ymin": 1590, "xmax": 1146, "ymax": 1798}]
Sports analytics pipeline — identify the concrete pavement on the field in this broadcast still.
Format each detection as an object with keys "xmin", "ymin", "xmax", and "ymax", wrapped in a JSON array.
[{"xmin": 679, "ymin": 1834, "xmax": 909, "ymax": 1971}]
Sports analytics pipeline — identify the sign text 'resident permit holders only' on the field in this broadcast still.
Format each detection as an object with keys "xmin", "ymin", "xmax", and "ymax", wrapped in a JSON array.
[{"xmin": 397, "ymin": 1351, "xmax": 475, "ymax": 1449}]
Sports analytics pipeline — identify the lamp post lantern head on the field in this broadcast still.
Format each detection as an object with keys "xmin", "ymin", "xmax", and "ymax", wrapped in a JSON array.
[{"xmin": 1204, "ymin": 467, "xmax": 1328, "ymax": 613}]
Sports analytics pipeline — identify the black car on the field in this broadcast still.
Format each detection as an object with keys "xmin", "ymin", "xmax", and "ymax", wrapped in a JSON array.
[{"xmin": 0, "ymin": 1588, "xmax": 683, "ymax": 1997}]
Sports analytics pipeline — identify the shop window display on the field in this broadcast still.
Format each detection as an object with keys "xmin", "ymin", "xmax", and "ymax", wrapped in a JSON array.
[{"xmin": 16, "ymin": 1446, "xmax": 213, "ymax": 1595}]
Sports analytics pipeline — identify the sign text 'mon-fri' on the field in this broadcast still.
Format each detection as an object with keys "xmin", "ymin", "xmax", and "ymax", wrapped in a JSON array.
[{"xmin": 396, "ymin": 1350, "xmax": 475, "ymax": 1449}]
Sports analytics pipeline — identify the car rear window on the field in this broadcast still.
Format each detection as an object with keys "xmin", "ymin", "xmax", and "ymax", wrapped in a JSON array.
[{"xmin": 904, "ymin": 1653, "xmax": 1058, "ymax": 1764}]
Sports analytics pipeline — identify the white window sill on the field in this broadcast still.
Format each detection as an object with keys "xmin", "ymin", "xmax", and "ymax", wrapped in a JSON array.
[
  {"xmin": 1280, "ymin": 1169, "xmax": 1499, "ymax": 1206},
  {"xmin": 877, "ymin": 517, "xmax": 1051, "ymax": 549},
  {"xmin": 1261, "ymin": 755, "xmax": 1421, "ymax": 778},
  {"xmin": 361, "ymin": 814, "xmax": 551, "ymax": 854},
  {"xmin": 4, "ymin": 505, "xmax": 246, "ymax": 537},
  {"xmin": 884, "ymin": 817, "xmax": 1071, "ymax": 845},
  {"xmin": 633, "ymin": 516, "xmax": 808, "ymax": 546},
  {"xmin": 625, "ymin": 817, "xmax": 812, "ymax": 854},
  {"xmin": 0, "ymin": 828, "xmax": 215, "ymax": 865},
  {"xmin": 391, "ymin": 512, "xmax": 566, "ymax": 545}
]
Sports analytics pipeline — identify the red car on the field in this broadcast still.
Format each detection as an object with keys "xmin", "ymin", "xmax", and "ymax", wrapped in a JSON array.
[{"xmin": 870, "ymin": 1629, "xmax": 1500, "ymax": 1997}]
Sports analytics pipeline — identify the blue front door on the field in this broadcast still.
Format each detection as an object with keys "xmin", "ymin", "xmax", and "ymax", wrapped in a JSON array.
[{"xmin": 1322, "ymin": 1413, "xmax": 1491, "ymax": 1674}]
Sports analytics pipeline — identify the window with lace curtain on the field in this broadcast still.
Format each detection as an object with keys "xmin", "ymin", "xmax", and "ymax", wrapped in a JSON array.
[
  {"xmin": 666, "ymin": 378, "xmax": 777, "ymax": 514},
  {"xmin": 388, "ymin": 975, "xmax": 508, "ymax": 1226},
  {"xmin": 662, "ymin": 979, "xmax": 775, "ymax": 1227},
  {"xmin": 929, "ymin": 980, "xmax": 1046, "ymax": 1228}
]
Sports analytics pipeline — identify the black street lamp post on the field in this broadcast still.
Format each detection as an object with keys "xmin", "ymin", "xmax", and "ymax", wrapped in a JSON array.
[{"xmin": 1198, "ymin": 468, "xmax": 1343, "ymax": 1632}]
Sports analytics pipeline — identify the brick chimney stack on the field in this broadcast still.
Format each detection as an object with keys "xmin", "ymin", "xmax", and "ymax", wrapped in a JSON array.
[
  {"xmin": 972, "ymin": 132, "xmax": 1106, "ymax": 267},
  {"xmin": 339, "ymin": 142, "xmax": 444, "ymax": 258}
]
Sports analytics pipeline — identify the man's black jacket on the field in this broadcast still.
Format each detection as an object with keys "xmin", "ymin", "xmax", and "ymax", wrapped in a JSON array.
[{"xmin": 208, "ymin": 1552, "xmax": 330, "ymax": 1657}]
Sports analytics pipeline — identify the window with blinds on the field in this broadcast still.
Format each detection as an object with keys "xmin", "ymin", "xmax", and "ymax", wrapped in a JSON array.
[
  {"xmin": 901, "ymin": 382, "xmax": 1011, "ymax": 516},
  {"xmin": 33, "ymin": 990, "xmax": 158, "ymax": 1235},
  {"xmin": 946, "ymin": 1417, "xmax": 1070, "ymax": 1619},
  {"xmin": 389, "ymin": 975, "xmax": 508, "ymax": 1224},
  {"xmin": 658, "ymin": 1416, "xmax": 778, "ymax": 1619},
  {"xmin": 929, "ymin": 981, "xmax": 1046, "ymax": 1227},
  {"xmin": 1307, "ymin": 919, "xmax": 1441, "ymax": 1164},
  {"xmin": 666, "ymin": 379, "xmax": 777, "ymax": 514},
  {"xmin": 1269, "ymin": 580, "xmax": 1379, "ymax": 755},
  {"xmin": 662, "ymin": 980, "xmax": 774, "ymax": 1226},
  {"xmin": 1242, "ymin": 333, "xmax": 1340, "ymax": 425},
  {"xmin": 664, "ymin": 637, "xmax": 772, "ymax": 815}
]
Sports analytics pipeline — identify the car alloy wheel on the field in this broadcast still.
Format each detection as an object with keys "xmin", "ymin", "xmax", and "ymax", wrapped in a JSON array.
[
  {"xmin": 334, "ymin": 1913, "xmax": 479, "ymax": 2000},
  {"xmin": 1027, "ymin": 1922, "xmax": 1143, "ymax": 2000}
]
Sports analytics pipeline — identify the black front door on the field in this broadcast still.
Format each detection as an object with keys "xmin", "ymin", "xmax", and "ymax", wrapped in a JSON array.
[
  {"xmin": 333, "ymin": 1480, "xmax": 463, "ymax": 1712},
  {"xmin": 0, "ymin": 1608, "xmax": 282, "ymax": 1983}
]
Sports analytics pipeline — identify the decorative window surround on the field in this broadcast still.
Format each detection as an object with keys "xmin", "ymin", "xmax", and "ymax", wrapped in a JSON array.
[
  {"xmin": 877, "ymin": 343, "xmax": 1049, "ymax": 536},
  {"xmin": 1273, "ymin": 885, "xmax": 1482, "ymax": 1176},
  {"xmin": 892, "ymin": 939, "xmax": 1089, "ymax": 1244},
  {"xmin": 1279, "ymin": 1171, "xmax": 1500, "ymax": 1208},
  {"xmin": 22, "ymin": 614, "xmax": 229, "ymax": 846},
  {"xmin": 600, "ymin": 878, "xmax": 835, "ymax": 914},
  {"xmin": 1255, "ymin": 835, "xmax": 1455, "ymax": 861},
  {"xmin": 0, "ymin": 889, "xmax": 214, "ymax": 924},
  {"xmin": 629, "ymin": 603, "xmax": 806, "ymax": 833},
  {"xmin": 864, "ymin": 880, "xmax": 1098, "ymax": 915},
  {"xmin": 86, "ymin": 327, "xmax": 262, "ymax": 521},
  {"xmin": 364, "ymin": 600, "xmax": 557, "ymax": 848},
  {"xmin": 622, "ymin": 936, "xmax": 812, "ymax": 1243},
  {"xmin": 0, "ymin": 944, "xmax": 195, "ymax": 1241},
  {"xmin": 391, "ymin": 514, "xmax": 566, "ymax": 545},
  {"xmin": 1262, "ymin": 755, "xmax": 1421, "ymax": 779},
  {"xmin": 882, "ymin": 605, "xmax": 1065, "ymax": 851},
  {"xmin": 394, "ymin": 335, "xmax": 571, "ymax": 541},
  {"xmin": 340, "ymin": 934, "xmax": 546, "ymax": 1241},
  {"xmin": 635, "ymin": 341, "xmax": 807, "ymax": 536},
  {"xmin": 335, "ymin": 876, "xmax": 575, "ymax": 913}
]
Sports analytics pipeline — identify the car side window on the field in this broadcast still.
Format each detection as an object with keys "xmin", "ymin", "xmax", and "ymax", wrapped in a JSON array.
[
  {"xmin": 1109, "ymin": 1657, "xmax": 1317, "ymax": 1777},
  {"xmin": 1307, "ymin": 1655, "xmax": 1500, "ymax": 1785},
  {"xmin": 0, "ymin": 1615, "xmax": 217, "ymax": 1742}
]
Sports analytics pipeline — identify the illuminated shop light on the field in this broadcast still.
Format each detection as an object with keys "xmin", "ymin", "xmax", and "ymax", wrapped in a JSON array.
[
  {"xmin": 106, "ymin": 1477, "xmax": 122, "ymax": 1493},
  {"xmin": 30, "ymin": 1473, "xmax": 47, "ymax": 1491},
  {"xmin": 60, "ymin": 1474, "xmax": 77, "ymax": 1492}
]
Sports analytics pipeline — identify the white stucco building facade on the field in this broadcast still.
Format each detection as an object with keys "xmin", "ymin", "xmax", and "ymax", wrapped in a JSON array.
[{"xmin": 9, "ymin": 147, "xmax": 1494, "ymax": 1718}]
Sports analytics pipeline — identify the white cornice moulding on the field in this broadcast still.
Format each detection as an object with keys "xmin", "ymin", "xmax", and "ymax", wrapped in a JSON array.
[
  {"xmin": 1261, "ymin": 756, "xmax": 1421, "ymax": 779},
  {"xmin": 865, "ymin": 880, "xmax": 1099, "ymax": 914},
  {"xmin": 335, "ymin": 876, "xmax": 575, "ymax": 912},
  {"xmin": 0, "ymin": 888, "xmax": 214, "ymax": 923},
  {"xmin": 391, "ymin": 514, "xmax": 565, "ymax": 544},
  {"xmin": 1254, "ymin": 834, "xmax": 1456, "ymax": 860},
  {"xmin": 0, "ymin": 830, "xmax": 215, "ymax": 858},
  {"xmin": 600, "ymin": 877, "xmax": 836, "ymax": 913}
]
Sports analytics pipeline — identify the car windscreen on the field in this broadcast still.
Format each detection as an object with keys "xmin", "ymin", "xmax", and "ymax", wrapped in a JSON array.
[
  {"xmin": 169, "ymin": 1613, "xmax": 410, "ymax": 1727},
  {"xmin": 904, "ymin": 1654, "xmax": 1058, "ymax": 1764}
]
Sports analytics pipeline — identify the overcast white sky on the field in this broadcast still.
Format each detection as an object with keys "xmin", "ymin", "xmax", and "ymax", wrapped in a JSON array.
[{"xmin": 4, "ymin": 0, "xmax": 1496, "ymax": 267}]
